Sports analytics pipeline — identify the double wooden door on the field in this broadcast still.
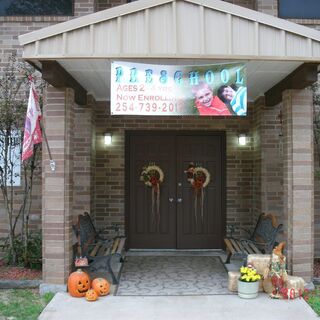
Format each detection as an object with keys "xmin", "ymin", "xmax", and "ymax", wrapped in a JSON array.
[{"xmin": 126, "ymin": 131, "xmax": 225, "ymax": 249}]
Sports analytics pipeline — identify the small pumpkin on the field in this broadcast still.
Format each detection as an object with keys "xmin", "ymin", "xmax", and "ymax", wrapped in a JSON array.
[
  {"xmin": 86, "ymin": 289, "xmax": 98, "ymax": 301},
  {"xmin": 92, "ymin": 278, "xmax": 110, "ymax": 296},
  {"xmin": 67, "ymin": 269, "xmax": 91, "ymax": 297}
]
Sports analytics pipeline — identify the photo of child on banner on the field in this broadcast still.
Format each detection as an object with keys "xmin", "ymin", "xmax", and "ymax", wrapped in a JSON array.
[
  {"xmin": 190, "ymin": 65, "xmax": 247, "ymax": 116},
  {"xmin": 192, "ymin": 82, "xmax": 232, "ymax": 116},
  {"xmin": 191, "ymin": 82, "xmax": 247, "ymax": 116},
  {"xmin": 217, "ymin": 84, "xmax": 247, "ymax": 116}
]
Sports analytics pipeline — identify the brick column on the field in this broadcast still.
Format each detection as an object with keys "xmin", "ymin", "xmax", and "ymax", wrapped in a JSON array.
[
  {"xmin": 282, "ymin": 89, "xmax": 314, "ymax": 282},
  {"xmin": 42, "ymin": 86, "xmax": 75, "ymax": 285},
  {"xmin": 74, "ymin": 0, "xmax": 95, "ymax": 17},
  {"xmin": 256, "ymin": 0, "xmax": 278, "ymax": 16}
]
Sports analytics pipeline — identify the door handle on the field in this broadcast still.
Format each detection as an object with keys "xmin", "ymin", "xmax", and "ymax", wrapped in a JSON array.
[
  {"xmin": 169, "ymin": 198, "xmax": 174, "ymax": 202},
  {"xmin": 177, "ymin": 198, "xmax": 182, "ymax": 203}
]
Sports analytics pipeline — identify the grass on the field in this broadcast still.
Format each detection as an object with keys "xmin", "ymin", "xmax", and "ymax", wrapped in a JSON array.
[
  {"xmin": 303, "ymin": 287, "xmax": 320, "ymax": 316},
  {"xmin": 0, "ymin": 289, "xmax": 54, "ymax": 320}
]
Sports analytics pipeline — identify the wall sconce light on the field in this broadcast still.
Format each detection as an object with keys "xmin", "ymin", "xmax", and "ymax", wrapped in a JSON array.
[
  {"xmin": 104, "ymin": 132, "xmax": 112, "ymax": 146},
  {"xmin": 238, "ymin": 133, "xmax": 247, "ymax": 146}
]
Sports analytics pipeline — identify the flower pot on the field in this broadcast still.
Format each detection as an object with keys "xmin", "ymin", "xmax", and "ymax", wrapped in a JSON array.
[{"xmin": 237, "ymin": 280, "xmax": 259, "ymax": 299}]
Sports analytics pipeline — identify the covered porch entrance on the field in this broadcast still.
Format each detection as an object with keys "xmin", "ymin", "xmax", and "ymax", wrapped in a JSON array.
[{"xmin": 18, "ymin": 0, "xmax": 320, "ymax": 286}]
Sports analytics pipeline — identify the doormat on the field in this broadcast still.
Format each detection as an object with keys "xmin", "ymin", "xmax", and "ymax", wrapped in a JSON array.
[{"xmin": 116, "ymin": 256, "xmax": 231, "ymax": 296}]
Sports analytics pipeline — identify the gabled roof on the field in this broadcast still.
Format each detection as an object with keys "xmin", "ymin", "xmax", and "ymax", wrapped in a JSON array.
[{"xmin": 19, "ymin": 0, "xmax": 320, "ymax": 61}]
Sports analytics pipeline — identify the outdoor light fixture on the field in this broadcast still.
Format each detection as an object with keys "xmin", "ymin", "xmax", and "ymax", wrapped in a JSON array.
[
  {"xmin": 104, "ymin": 132, "xmax": 112, "ymax": 146},
  {"xmin": 238, "ymin": 134, "xmax": 247, "ymax": 146}
]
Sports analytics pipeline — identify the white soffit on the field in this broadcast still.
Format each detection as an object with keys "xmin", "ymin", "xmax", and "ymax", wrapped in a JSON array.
[
  {"xmin": 57, "ymin": 59, "xmax": 302, "ymax": 102},
  {"xmin": 19, "ymin": 0, "xmax": 320, "ymax": 61}
]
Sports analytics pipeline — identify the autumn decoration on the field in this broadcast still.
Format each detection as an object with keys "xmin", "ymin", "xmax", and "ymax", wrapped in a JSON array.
[
  {"xmin": 85, "ymin": 289, "xmax": 98, "ymax": 301},
  {"xmin": 92, "ymin": 278, "xmax": 110, "ymax": 296},
  {"xmin": 67, "ymin": 269, "xmax": 91, "ymax": 297},
  {"xmin": 185, "ymin": 163, "xmax": 210, "ymax": 224},
  {"xmin": 140, "ymin": 163, "xmax": 164, "ymax": 227}
]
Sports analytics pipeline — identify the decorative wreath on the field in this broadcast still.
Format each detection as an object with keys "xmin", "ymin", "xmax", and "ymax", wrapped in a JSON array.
[
  {"xmin": 185, "ymin": 163, "xmax": 210, "ymax": 190},
  {"xmin": 140, "ymin": 164, "xmax": 164, "ymax": 189}
]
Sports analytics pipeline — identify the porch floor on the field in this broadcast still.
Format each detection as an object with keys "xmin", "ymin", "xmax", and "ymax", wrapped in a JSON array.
[
  {"xmin": 39, "ymin": 292, "xmax": 318, "ymax": 320},
  {"xmin": 88, "ymin": 250, "xmax": 242, "ymax": 295},
  {"xmin": 116, "ymin": 254, "xmax": 230, "ymax": 295},
  {"xmin": 40, "ymin": 250, "xmax": 318, "ymax": 319}
]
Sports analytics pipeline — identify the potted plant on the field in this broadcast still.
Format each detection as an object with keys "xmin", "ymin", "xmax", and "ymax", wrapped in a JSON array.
[{"xmin": 238, "ymin": 264, "xmax": 261, "ymax": 299}]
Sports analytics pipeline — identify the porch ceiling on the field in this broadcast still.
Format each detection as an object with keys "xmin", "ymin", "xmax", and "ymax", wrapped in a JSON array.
[
  {"xmin": 18, "ymin": 0, "xmax": 320, "ymax": 103},
  {"xmin": 56, "ymin": 58, "xmax": 302, "ymax": 102}
]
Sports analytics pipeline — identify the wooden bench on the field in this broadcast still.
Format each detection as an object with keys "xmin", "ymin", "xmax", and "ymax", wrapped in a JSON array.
[
  {"xmin": 224, "ymin": 213, "xmax": 283, "ymax": 264},
  {"xmin": 75, "ymin": 212, "xmax": 126, "ymax": 284}
]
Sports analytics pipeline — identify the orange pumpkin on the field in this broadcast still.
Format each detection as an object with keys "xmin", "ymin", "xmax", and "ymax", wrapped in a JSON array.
[
  {"xmin": 91, "ymin": 278, "xmax": 110, "ymax": 296},
  {"xmin": 86, "ymin": 289, "xmax": 98, "ymax": 301},
  {"xmin": 67, "ymin": 269, "xmax": 91, "ymax": 297}
]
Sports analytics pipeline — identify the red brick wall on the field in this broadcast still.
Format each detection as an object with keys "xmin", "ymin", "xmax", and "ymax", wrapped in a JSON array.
[
  {"xmin": 251, "ymin": 97, "xmax": 263, "ymax": 222},
  {"xmin": 1, "ymin": 0, "xmax": 320, "ymax": 268},
  {"xmin": 0, "ymin": 0, "xmax": 95, "ymax": 244},
  {"xmin": 256, "ymin": 0, "xmax": 277, "ymax": 16},
  {"xmin": 73, "ymin": 105, "xmax": 95, "ymax": 222},
  {"xmin": 96, "ymin": 0, "xmax": 126, "ymax": 11},
  {"xmin": 224, "ymin": 0, "xmax": 255, "ymax": 10},
  {"xmin": 93, "ymin": 101, "xmax": 255, "ymax": 239}
]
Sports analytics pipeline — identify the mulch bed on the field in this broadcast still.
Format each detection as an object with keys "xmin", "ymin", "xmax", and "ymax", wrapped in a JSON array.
[{"xmin": 0, "ymin": 260, "xmax": 42, "ymax": 280}]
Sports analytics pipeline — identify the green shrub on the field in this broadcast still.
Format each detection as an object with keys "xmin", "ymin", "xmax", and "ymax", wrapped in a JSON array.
[{"xmin": 1, "ymin": 232, "xmax": 42, "ymax": 268}]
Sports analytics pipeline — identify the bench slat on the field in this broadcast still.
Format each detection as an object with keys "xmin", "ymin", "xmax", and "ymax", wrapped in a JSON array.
[
  {"xmin": 235, "ymin": 240, "xmax": 248, "ymax": 254},
  {"xmin": 116, "ymin": 238, "xmax": 126, "ymax": 254},
  {"xmin": 224, "ymin": 238, "xmax": 236, "ymax": 254},
  {"xmin": 90, "ymin": 242, "xmax": 102, "ymax": 257},
  {"xmin": 241, "ymin": 241, "xmax": 255, "ymax": 254},
  {"xmin": 247, "ymin": 242, "xmax": 261, "ymax": 254},
  {"xmin": 98, "ymin": 243, "xmax": 109, "ymax": 255},
  {"xmin": 111, "ymin": 238, "xmax": 120, "ymax": 254},
  {"xmin": 230, "ymin": 239, "xmax": 242, "ymax": 252}
]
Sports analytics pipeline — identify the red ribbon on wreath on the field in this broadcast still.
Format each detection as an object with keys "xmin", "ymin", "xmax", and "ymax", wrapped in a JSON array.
[
  {"xmin": 185, "ymin": 163, "xmax": 211, "ymax": 225},
  {"xmin": 140, "ymin": 164, "xmax": 164, "ymax": 229}
]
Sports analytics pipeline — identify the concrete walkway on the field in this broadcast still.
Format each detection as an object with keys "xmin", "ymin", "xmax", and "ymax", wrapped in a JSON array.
[{"xmin": 39, "ymin": 292, "xmax": 318, "ymax": 320}]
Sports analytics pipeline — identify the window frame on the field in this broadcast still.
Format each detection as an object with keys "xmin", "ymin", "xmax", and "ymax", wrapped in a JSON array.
[
  {"xmin": 0, "ymin": 0, "xmax": 74, "ymax": 17},
  {"xmin": 278, "ymin": 0, "xmax": 320, "ymax": 20}
]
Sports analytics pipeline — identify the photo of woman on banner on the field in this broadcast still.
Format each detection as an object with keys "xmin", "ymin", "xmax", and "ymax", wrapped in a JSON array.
[
  {"xmin": 217, "ymin": 84, "xmax": 247, "ymax": 116},
  {"xmin": 192, "ymin": 82, "xmax": 232, "ymax": 116}
]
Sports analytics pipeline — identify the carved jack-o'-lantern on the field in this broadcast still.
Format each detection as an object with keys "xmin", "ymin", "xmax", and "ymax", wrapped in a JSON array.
[
  {"xmin": 67, "ymin": 269, "xmax": 91, "ymax": 297},
  {"xmin": 86, "ymin": 289, "xmax": 98, "ymax": 301},
  {"xmin": 91, "ymin": 278, "xmax": 110, "ymax": 296}
]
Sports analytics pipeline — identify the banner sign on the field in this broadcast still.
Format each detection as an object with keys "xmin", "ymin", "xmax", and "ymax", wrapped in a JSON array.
[{"xmin": 111, "ymin": 61, "xmax": 247, "ymax": 116}]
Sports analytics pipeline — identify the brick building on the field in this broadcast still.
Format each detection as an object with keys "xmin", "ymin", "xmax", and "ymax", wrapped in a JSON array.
[{"xmin": 1, "ymin": 0, "xmax": 320, "ymax": 285}]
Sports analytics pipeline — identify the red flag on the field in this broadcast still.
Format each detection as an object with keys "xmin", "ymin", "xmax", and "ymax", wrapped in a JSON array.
[{"xmin": 22, "ymin": 82, "xmax": 42, "ymax": 161}]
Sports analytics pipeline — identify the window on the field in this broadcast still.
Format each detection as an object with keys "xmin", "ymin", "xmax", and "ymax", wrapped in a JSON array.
[
  {"xmin": 0, "ymin": 131, "xmax": 21, "ymax": 187},
  {"xmin": 0, "ymin": 0, "xmax": 73, "ymax": 16},
  {"xmin": 279, "ymin": 0, "xmax": 320, "ymax": 19}
]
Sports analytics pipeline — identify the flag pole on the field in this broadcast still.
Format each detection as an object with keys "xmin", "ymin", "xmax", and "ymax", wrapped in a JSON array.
[
  {"xmin": 39, "ymin": 120, "xmax": 56, "ymax": 172},
  {"xmin": 24, "ymin": 76, "xmax": 56, "ymax": 172}
]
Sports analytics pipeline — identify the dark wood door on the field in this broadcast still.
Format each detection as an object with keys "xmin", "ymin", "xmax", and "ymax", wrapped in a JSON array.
[
  {"xmin": 128, "ymin": 134, "xmax": 177, "ymax": 248},
  {"xmin": 176, "ymin": 135, "xmax": 224, "ymax": 249},
  {"xmin": 127, "ymin": 132, "xmax": 225, "ymax": 249}
]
